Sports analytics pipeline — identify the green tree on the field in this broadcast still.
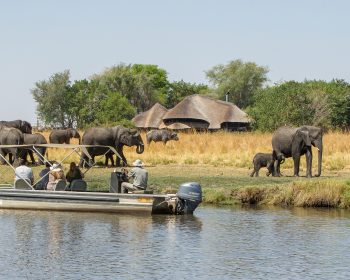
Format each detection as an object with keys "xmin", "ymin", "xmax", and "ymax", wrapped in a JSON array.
[
  {"xmin": 206, "ymin": 59, "xmax": 269, "ymax": 108},
  {"xmin": 31, "ymin": 70, "xmax": 72, "ymax": 127},
  {"xmin": 95, "ymin": 91, "xmax": 136, "ymax": 126},
  {"xmin": 92, "ymin": 63, "xmax": 169, "ymax": 112},
  {"xmin": 249, "ymin": 81, "xmax": 314, "ymax": 131},
  {"xmin": 316, "ymin": 79, "xmax": 350, "ymax": 129},
  {"xmin": 166, "ymin": 80, "xmax": 209, "ymax": 108},
  {"xmin": 248, "ymin": 80, "xmax": 350, "ymax": 131}
]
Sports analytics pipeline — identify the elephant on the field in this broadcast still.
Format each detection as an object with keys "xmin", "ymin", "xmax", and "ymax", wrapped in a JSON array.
[
  {"xmin": 79, "ymin": 126, "xmax": 144, "ymax": 167},
  {"xmin": 0, "ymin": 126, "xmax": 24, "ymax": 164},
  {"xmin": 49, "ymin": 128, "xmax": 81, "ymax": 144},
  {"xmin": 146, "ymin": 129, "xmax": 179, "ymax": 145},
  {"xmin": 22, "ymin": 133, "xmax": 47, "ymax": 165},
  {"xmin": 272, "ymin": 125, "xmax": 323, "ymax": 178},
  {"xmin": 0, "ymin": 119, "xmax": 32, "ymax": 134},
  {"xmin": 250, "ymin": 153, "xmax": 275, "ymax": 177}
]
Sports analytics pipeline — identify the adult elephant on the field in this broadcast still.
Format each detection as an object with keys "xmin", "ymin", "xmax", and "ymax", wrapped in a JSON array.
[
  {"xmin": 22, "ymin": 133, "xmax": 47, "ymax": 165},
  {"xmin": 0, "ymin": 126, "xmax": 24, "ymax": 164},
  {"xmin": 0, "ymin": 119, "xmax": 32, "ymax": 134},
  {"xmin": 49, "ymin": 128, "xmax": 81, "ymax": 144},
  {"xmin": 272, "ymin": 125, "xmax": 323, "ymax": 178},
  {"xmin": 79, "ymin": 126, "xmax": 144, "ymax": 167}
]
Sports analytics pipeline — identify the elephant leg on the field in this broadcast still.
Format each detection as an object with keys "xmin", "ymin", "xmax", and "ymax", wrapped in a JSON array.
[
  {"xmin": 274, "ymin": 160, "xmax": 281, "ymax": 177},
  {"xmin": 266, "ymin": 161, "xmax": 274, "ymax": 176},
  {"xmin": 117, "ymin": 147, "xmax": 127, "ymax": 167},
  {"xmin": 254, "ymin": 165, "xmax": 260, "ymax": 177},
  {"xmin": 110, "ymin": 154, "xmax": 115, "ymax": 166},
  {"xmin": 116, "ymin": 156, "xmax": 121, "ymax": 167},
  {"xmin": 29, "ymin": 151, "xmax": 36, "ymax": 165},
  {"xmin": 9, "ymin": 152, "xmax": 14, "ymax": 164},
  {"xmin": 305, "ymin": 148, "xmax": 312, "ymax": 178},
  {"xmin": 90, "ymin": 156, "xmax": 95, "ymax": 166},
  {"xmin": 293, "ymin": 154, "xmax": 301, "ymax": 176},
  {"xmin": 250, "ymin": 169, "xmax": 255, "ymax": 177}
]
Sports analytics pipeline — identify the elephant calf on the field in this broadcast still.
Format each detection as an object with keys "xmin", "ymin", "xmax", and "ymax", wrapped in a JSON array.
[
  {"xmin": 250, "ymin": 153, "xmax": 275, "ymax": 177},
  {"xmin": 146, "ymin": 129, "xmax": 179, "ymax": 145}
]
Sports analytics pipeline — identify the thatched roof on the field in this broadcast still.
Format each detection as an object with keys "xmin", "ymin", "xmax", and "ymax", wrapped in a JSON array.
[
  {"xmin": 162, "ymin": 94, "xmax": 250, "ymax": 129},
  {"xmin": 132, "ymin": 103, "xmax": 168, "ymax": 129}
]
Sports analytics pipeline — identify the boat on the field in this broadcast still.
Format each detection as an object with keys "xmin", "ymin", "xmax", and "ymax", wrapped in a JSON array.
[{"xmin": 0, "ymin": 144, "xmax": 202, "ymax": 215}]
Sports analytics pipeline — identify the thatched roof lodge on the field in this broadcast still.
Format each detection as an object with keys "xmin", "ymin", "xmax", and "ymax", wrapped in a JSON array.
[
  {"xmin": 162, "ymin": 95, "xmax": 250, "ymax": 130},
  {"xmin": 132, "ymin": 95, "xmax": 250, "ymax": 131},
  {"xmin": 132, "ymin": 103, "xmax": 168, "ymax": 129}
]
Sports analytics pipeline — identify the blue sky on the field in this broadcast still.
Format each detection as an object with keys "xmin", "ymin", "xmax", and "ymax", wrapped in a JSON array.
[{"xmin": 1, "ymin": 0, "xmax": 349, "ymax": 123}]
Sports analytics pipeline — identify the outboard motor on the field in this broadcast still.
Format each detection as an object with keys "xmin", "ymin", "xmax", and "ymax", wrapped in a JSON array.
[{"xmin": 175, "ymin": 182, "xmax": 202, "ymax": 214}]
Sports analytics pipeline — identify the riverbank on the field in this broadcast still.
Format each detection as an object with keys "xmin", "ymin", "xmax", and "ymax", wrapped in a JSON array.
[
  {"xmin": 146, "ymin": 165, "xmax": 350, "ymax": 208},
  {"xmin": 2, "ymin": 164, "xmax": 350, "ymax": 208}
]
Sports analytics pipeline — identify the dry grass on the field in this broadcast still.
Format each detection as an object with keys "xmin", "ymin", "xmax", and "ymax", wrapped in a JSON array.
[{"xmin": 38, "ymin": 130, "xmax": 350, "ymax": 173}]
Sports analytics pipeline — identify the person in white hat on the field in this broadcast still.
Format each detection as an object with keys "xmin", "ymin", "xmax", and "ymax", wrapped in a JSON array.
[
  {"xmin": 46, "ymin": 163, "xmax": 66, "ymax": 191},
  {"xmin": 121, "ymin": 159, "xmax": 148, "ymax": 193}
]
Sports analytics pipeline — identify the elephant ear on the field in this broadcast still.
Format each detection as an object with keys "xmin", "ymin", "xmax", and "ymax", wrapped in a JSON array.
[
  {"xmin": 128, "ymin": 128, "xmax": 138, "ymax": 135},
  {"xmin": 128, "ymin": 128, "xmax": 140, "ymax": 137},
  {"xmin": 297, "ymin": 129, "xmax": 311, "ymax": 146}
]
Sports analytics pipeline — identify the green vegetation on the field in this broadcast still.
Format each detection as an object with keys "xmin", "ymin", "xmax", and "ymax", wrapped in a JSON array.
[
  {"xmin": 206, "ymin": 59, "xmax": 269, "ymax": 108},
  {"xmin": 249, "ymin": 79, "xmax": 350, "ymax": 131}
]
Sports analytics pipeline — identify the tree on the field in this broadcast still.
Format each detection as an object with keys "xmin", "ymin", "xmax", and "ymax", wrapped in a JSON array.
[
  {"xmin": 248, "ymin": 80, "xmax": 350, "ymax": 131},
  {"xmin": 95, "ymin": 91, "xmax": 136, "ymax": 126},
  {"xmin": 166, "ymin": 80, "xmax": 209, "ymax": 108},
  {"xmin": 92, "ymin": 63, "xmax": 169, "ymax": 112},
  {"xmin": 206, "ymin": 59, "xmax": 269, "ymax": 108},
  {"xmin": 31, "ymin": 70, "xmax": 72, "ymax": 127},
  {"xmin": 249, "ymin": 81, "xmax": 314, "ymax": 131}
]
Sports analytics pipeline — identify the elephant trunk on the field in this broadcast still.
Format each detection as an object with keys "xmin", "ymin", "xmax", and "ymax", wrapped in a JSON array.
[
  {"xmin": 315, "ymin": 148, "xmax": 322, "ymax": 177},
  {"xmin": 136, "ymin": 144, "xmax": 144, "ymax": 154},
  {"xmin": 315, "ymin": 141, "xmax": 323, "ymax": 177}
]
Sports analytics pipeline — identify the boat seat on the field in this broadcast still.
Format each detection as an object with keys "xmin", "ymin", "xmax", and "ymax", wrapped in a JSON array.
[
  {"xmin": 14, "ymin": 179, "xmax": 33, "ymax": 190},
  {"xmin": 133, "ymin": 189, "xmax": 153, "ymax": 194},
  {"xmin": 54, "ymin": 180, "xmax": 67, "ymax": 191},
  {"xmin": 70, "ymin": 179, "xmax": 87, "ymax": 192}
]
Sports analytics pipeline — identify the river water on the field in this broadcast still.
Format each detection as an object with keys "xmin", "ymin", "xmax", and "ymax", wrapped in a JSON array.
[{"xmin": 0, "ymin": 206, "xmax": 349, "ymax": 280}]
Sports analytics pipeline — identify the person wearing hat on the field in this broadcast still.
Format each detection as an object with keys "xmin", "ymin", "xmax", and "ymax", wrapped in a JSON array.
[
  {"xmin": 46, "ymin": 163, "xmax": 66, "ymax": 191},
  {"xmin": 121, "ymin": 159, "xmax": 148, "ymax": 193}
]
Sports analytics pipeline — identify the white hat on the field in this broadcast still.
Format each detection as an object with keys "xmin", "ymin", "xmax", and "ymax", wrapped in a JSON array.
[
  {"xmin": 132, "ymin": 159, "xmax": 143, "ymax": 167},
  {"xmin": 50, "ymin": 164, "xmax": 62, "ymax": 172}
]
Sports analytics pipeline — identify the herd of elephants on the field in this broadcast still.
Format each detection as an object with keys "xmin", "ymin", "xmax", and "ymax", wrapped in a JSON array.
[{"xmin": 0, "ymin": 120, "xmax": 322, "ymax": 178}]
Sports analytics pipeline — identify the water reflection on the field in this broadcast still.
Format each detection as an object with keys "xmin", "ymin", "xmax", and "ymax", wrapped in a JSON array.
[{"xmin": 0, "ymin": 207, "xmax": 349, "ymax": 279}]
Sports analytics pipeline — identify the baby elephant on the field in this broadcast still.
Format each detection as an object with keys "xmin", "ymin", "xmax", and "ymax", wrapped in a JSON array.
[
  {"xmin": 146, "ymin": 129, "xmax": 179, "ymax": 145},
  {"xmin": 250, "ymin": 153, "xmax": 275, "ymax": 177}
]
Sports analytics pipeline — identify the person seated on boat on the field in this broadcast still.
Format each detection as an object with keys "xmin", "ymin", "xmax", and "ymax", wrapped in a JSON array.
[
  {"xmin": 35, "ymin": 161, "xmax": 51, "ymax": 190},
  {"xmin": 65, "ymin": 162, "xmax": 84, "ymax": 190},
  {"xmin": 46, "ymin": 164, "xmax": 66, "ymax": 191},
  {"xmin": 14, "ymin": 158, "xmax": 34, "ymax": 186},
  {"xmin": 121, "ymin": 159, "xmax": 148, "ymax": 193}
]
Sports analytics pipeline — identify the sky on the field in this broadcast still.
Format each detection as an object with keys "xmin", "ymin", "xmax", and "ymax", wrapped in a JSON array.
[{"xmin": 1, "ymin": 0, "xmax": 349, "ymax": 124}]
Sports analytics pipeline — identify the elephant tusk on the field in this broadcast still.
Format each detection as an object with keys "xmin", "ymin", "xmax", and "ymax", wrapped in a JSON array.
[{"xmin": 316, "ymin": 147, "xmax": 320, "ymax": 151}]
